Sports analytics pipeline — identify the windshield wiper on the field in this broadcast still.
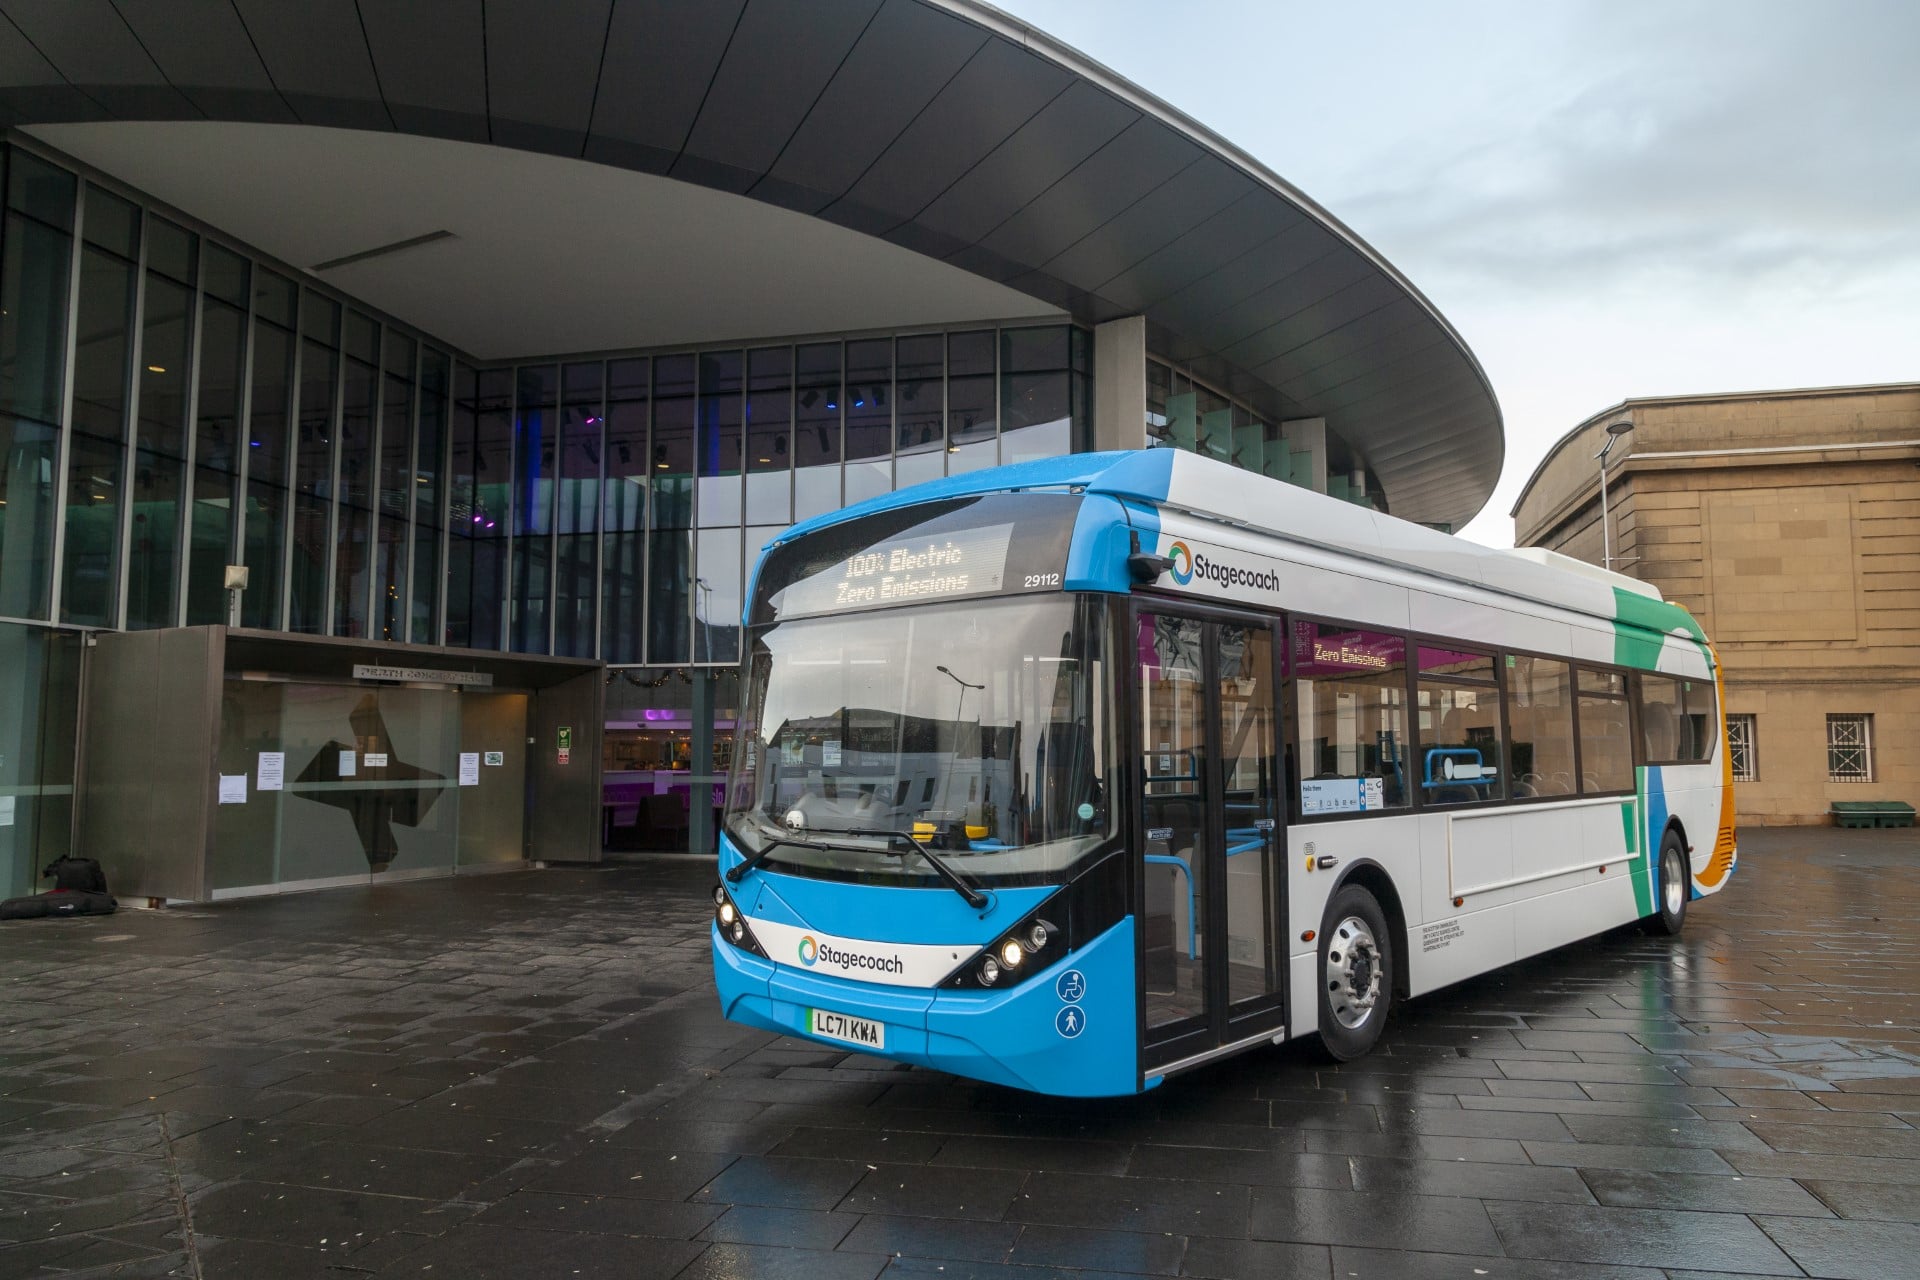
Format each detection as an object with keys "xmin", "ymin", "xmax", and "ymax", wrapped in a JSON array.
[{"xmin": 727, "ymin": 824, "xmax": 988, "ymax": 910}]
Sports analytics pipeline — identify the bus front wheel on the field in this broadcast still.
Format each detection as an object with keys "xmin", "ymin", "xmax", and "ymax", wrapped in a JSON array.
[
  {"xmin": 1651, "ymin": 832, "xmax": 1689, "ymax": 936},
  {"xmin": 1318, "ymin": 885, "xmax": 1393, "ymax": 1061}
]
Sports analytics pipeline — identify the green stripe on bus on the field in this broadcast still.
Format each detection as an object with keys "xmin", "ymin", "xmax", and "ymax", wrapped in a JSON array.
[
  {"xmin": 1612, "ymin": 586, "xmax": 1705, "ymax": 669},
  {"xmin": 1625, "ymin": 781, "xmax": 1652, "ymax": 918}
]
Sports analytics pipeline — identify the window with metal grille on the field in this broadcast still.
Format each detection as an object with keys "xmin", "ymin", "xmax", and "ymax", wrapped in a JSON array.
[
  {"xmin": 1827, "ymin": 714, "xmax": 1872, "ymax": 783},
  {"xmin": 1727, "ymin": 714, "xmax": 1757, "ymax": 783}
]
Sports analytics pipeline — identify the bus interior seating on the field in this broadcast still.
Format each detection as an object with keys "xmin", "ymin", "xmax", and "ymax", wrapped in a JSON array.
[{"xmin": 1642, "ymin": 700, "xmax": 1677, "ymax": 761}]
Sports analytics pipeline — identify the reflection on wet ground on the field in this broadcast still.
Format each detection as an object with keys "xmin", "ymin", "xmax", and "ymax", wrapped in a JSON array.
[{"xmin": 1, "ymin": 827, "xmax": 1916, "ymax": 1279}]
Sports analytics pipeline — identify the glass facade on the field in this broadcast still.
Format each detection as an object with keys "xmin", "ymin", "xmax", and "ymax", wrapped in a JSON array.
[
  {"xmin": 0, "ymin": 137, "xmax": 1096, "ymax": 866},
  {"xmin": 447, "ymin": 325, "xmax": 1089, "ymax": 664},
  {"xmin": 1147, "ymin": 356, "xmax": 1379, "ymax": 509}
]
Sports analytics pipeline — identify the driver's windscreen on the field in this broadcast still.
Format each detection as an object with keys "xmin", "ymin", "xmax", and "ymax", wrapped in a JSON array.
[{"xmin": 727, "ymin": 595, "xmax": 1115, "ymax": 886}]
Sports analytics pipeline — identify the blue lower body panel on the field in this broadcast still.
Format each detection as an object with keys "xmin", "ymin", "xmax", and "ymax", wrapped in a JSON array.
[{"xmin": 713, "ymin": 917, "xmax": 1141, "ymax": 1096}]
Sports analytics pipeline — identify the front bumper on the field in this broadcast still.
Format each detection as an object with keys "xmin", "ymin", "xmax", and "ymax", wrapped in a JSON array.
[{"xmin": 712, "ymin": 916, "xmax": 1140, "ymax": 1096}]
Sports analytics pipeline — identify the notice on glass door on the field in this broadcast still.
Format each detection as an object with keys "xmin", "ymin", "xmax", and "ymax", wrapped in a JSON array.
[
  {"xmin": 458, "ymin": 753, "xmax": 480, "ymax": 786},
  {"xmin": 0, "ymin": 795, "xmax": 14, "ymax": 826},
  {"xmin": 338, "ymin": 750, "xmax": 357, "ymax": 777},
  {"xmin": 218, "ymin": 775, "xmax": 248, "ymax": 805},
  {"xmin": 257, "ymin": 752, "xmax": 285, "ymax": 791}
]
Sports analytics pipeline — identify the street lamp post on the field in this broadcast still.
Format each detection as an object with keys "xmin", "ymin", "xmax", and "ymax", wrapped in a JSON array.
[{"xmin": 1595, "ymin": 419, "xmax": 1634, "ymax": 571}]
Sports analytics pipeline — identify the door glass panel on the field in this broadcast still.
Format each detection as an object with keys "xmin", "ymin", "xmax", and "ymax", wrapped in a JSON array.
[
  {"xmin": 1218, "ymin": 623, "xmax": 1277, "ymax": 1009},
  {"xmin": 1138, "ymin": 612, "xmax": 1210, "ymax": 1031}
]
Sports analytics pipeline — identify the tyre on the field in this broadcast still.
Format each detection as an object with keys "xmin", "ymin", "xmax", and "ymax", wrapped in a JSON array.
[
  {"xmin": 1651, "ymin": 830, "xmax": 1689, "ymax": 936},
  {"xmin": 1318, "ymin": 883, "xmax": 1393, "ymax": 1061}
]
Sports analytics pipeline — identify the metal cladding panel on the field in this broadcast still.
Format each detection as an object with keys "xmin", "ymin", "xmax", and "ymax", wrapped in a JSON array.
[
  {"xmin": 1272, "ymin": 305, "xmax": 1440, "ymax": 399},
  {"xmin": 485, "ymin": 0, "xmax": 610, "ymax": 155},
  {"xmin": 230, "ymin": 0, "xmax": 390, "ymax": 130},
  {"xmin": 1093, "ymin": 188, "xmax": 1294, "ymax": 313},
  {"xmin": 673, "ymin": 0, "xmax": 883, "ymax": 193},
  {"xmin": 1041, "ymin": 152, "xmax": 1254, "ymax": 292},
  {"xmin": 359, "ymin": 1, "xmax": 488, "ymax": 141},
  {"xmin": 1222, "ymin": 276, "xmax": 1403, "ymax": 370},
  {"xmin": 914, "ymin": 80, "xmax": 1137, "ymax": 244},
  {"xmin": 756, "ymin": 0, "xmax": 986, "ymax": 213},
  {"xmin": 979, "ymin": 118, "xmax": 1200, "ymax": 267},
  {"xmin": 826, "ymin": 36, "xmax": 1069, "ymax": 234},
  {"xmin": 3, "ymin": 0, "xmax": 197, "ymax": 119},
  {"xmin": 1201, "ymin": 250, "xmax": 1380, "ymax": 351},
  {"xmin": 1148, "ymin": 214, "xmax": 1343, "ymax": 327},
  {"xmin": 585, "ymin": 0, "xmax": 743, "ymax": 173},
  {"xmin": 109, "ymin": 0, "xmax": 290, "ymax": 121}
]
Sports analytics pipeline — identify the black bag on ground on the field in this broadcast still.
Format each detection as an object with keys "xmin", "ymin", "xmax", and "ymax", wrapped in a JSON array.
[
  {"xmin": 43, "ymin": 855, "xmax": 108, "ymax": 894},
  {"xmin": 1, "ymin": 889, "xmax": 117, "ymax": 919}
]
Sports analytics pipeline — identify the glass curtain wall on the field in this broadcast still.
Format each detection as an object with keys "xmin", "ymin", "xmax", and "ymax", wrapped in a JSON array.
[
  {"xmin": 412, "ymin": 351, "xmax": 448, "ymax": 643},
  {"xmin": 241, "ymin": 272, "xmax": 297, "ymax": 628},
  {"xmin": 185, "ymin": 244, "xmax": 248, "ymax": 625},
  {"xmin": 373, "ymin": 328, "xmax": 415, "ymax": 642},
  {"xmin": 65, "ymin": 185, "xmax": 137, "ymax": 627},
  {"xmin": 466, "ymin": 324, "xmax": 1089, "ymax": 664},
  {"xmin": 0, "ymin": 151, "xmax": 72, "ymax": 623},
  {"xmin": 555, "ymin": 362, "xmax": 601, "ymax": 658},
  {"xmin": 127, "ymin": 218, "xmax": 196, "ymax": 629},
  {"xmin": 600, "ymin": 358, "xmax": 648, "ymax": 663},
  {"xmin": 1146, "ymin": 355, "xmax": 1379, "ymax": 506}
]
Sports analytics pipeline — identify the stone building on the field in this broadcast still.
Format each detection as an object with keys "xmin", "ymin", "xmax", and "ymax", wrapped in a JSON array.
[{"xmin": 1512, "ymin": 382, "xmax": 1920, "ymax": 825}]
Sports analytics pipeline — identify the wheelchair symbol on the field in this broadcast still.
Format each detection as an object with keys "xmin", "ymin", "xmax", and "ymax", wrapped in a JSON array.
[
  {"xmin": 1055, "ymin": 969, "xmax": 1086, "ymax": 1003},
  {"xmin": 1054, "ymin": 1005, "xmax": 1086, "ymax": 1039}
]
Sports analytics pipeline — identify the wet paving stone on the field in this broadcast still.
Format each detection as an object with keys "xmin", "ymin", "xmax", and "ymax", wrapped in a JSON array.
[{"xmin": 0, "ymin": 828, "xmax": 1914, "ymax": 1277}]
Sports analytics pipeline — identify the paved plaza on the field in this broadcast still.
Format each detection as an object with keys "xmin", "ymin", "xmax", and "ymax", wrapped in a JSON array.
[{"xmin": 1, "ymin": 828, "xmax": 1917, "ymax": 1279}]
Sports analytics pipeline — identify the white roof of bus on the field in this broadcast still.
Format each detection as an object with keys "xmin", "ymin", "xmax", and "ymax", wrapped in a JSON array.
[{"xmin": 1101, "ymin": 451, "xmax": 1668, "ymax": 624}]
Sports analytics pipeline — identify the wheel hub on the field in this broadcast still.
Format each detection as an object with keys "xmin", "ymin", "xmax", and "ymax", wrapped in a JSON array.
[{"xmin": 1326, "ymin": 915, "xmax": 1382, "ymax": 1030}]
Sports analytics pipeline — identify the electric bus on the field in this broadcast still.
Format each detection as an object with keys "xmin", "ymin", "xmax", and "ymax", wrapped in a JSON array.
[{"xmin": 711, "ymin": 449, "xmax": 1735, "ymax": 1095}]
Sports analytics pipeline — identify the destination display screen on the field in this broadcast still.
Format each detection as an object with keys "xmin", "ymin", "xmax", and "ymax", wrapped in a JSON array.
[{"xmin": 750, "ymin": 493, "xmax": 1081, "ymax": 625}]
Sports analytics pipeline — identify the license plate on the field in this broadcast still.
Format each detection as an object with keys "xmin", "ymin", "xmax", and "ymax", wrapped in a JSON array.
[{"xmin": 808, "ymin": 1007, "xmax": 885, "ymax": 1049}]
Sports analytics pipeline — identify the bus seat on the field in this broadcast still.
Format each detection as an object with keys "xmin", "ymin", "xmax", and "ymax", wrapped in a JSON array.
[{"xmin": 1643, "ymin": 701, "xmax": 1677, "ymax": 760}]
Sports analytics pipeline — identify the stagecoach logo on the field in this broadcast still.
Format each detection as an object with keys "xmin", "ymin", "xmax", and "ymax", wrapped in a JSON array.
[
  {"xmin": 1167, "ymin": 540, "xmax": 1194, "ymax": 584},
  {"xmin": 795, "ymin": 934, "xmax": 907, "ymax": 975},
  {"xmin": 1162, "ymin": 539, "xmax": 1280, "ymax": 595}
]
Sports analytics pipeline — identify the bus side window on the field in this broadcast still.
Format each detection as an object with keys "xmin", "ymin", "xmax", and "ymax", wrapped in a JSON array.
[
  {"xmin": 1638, "ymin": 674, "xmax": 1684, "ymax": 762},
  {"xmin": 1505, "ymin": 656, "xmax": 1576, "ymax": 797}
]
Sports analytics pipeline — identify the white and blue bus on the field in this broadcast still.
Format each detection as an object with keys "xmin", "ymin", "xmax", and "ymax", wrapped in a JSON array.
[{"xmin": 711, "ymin": 449, "xmax": 1736, "ymax": 1095}]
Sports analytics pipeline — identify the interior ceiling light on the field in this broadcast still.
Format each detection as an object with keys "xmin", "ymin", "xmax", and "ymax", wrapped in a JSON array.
[{"xmin": 311, "ymin": 229, "xmax": 457, "ymax": 273}]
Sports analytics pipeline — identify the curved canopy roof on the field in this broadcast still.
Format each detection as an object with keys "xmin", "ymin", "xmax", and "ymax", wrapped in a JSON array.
[{"xmin": 0, "ymin": 0, "xmax": 1503, "ymax": 528}]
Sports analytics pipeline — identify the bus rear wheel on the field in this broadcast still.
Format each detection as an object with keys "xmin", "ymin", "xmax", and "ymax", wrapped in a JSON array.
[
  {"xmin": 1651, "ymin": 832, "xmax": 1689, "ymax": 936},
  {"xmin": 1318, "ymin": 885, "xmax": 1393, "ymax": 1061}
]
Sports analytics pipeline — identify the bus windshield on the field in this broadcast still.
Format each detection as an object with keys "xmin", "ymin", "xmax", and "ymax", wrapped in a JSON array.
[{"xmin": 726, "ymin": 595, "xmax": 1116, "ymax": 887}]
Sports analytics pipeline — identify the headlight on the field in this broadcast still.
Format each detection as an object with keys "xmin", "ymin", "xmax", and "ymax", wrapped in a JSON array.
[
  {"xmin": 946, "ymin": 912, "xmax": 1060, "ymax": 989},
  {"xmin": 712, "ymin": 885, "xmax": 766, "ymax": 958}
]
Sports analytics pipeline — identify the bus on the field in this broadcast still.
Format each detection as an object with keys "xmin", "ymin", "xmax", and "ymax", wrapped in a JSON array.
[{"xmin": 711, "ymin": 448, "xmax": 1736, "ymax": 1095}]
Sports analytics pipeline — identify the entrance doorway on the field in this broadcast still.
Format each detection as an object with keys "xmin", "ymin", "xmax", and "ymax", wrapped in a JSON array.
[{"xmin": 1134, "ymin": 605, "xmax": 1286, "ymax": 1072}]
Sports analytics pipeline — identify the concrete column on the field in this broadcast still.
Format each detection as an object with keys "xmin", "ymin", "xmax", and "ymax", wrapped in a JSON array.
[
  {"xmin": 689, "ymin": 668, "xmax": 714, "ymax": 856},
  {"xmin": 1091, "ymin": 315, "xmax": 1148, "ymax": 453},
  {"xmin": 1281, "ymin": 417, "xmax": 1328, "ymax": 493}
]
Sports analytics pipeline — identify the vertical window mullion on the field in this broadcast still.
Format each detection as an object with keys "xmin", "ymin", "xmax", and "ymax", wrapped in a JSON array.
[
  {"xmin": 46, "ymin": 173, "xmax": 85, "ymax": 626},
  {"xmin": 113, "ymin": 205, "xmax": 149, "ymax": 632}
]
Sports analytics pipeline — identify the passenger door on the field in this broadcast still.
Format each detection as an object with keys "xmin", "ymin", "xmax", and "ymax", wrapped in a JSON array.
[{"xmin": 1135, "ymin": 606, "xmax": 1286, "ymax": 1074}]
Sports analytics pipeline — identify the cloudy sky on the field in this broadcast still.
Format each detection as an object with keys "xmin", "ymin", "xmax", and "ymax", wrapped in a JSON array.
[{"xmin": 997, "ymin": 0, "xmax": 1919, "ymax": 545}]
